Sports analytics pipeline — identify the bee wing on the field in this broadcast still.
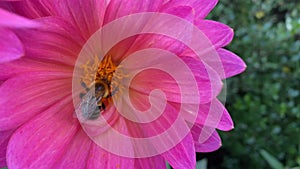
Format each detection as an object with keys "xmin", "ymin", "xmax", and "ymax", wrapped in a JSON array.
[{"xmin": 75, "ymin": 90, "xmax": 102, "ymax": 120}]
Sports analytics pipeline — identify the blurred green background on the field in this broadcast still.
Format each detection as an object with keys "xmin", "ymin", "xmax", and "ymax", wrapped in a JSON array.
[{"xmin": 200, "ymin": 0, "xmax": 300, "ymax": 168}]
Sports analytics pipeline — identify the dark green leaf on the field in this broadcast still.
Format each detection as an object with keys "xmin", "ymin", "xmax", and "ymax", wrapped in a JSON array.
[{"xmin": 260, "ymin": 149, "xmax": 284, "ymax": 169}]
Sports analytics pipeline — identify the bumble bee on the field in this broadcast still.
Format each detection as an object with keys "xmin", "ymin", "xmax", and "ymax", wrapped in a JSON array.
[
  {"xmin": 77, "ymin": 79, "xmax": 111, "ymax": 120},
  {"xmin": 76, "ymin": 55, "xmax": 119, "ymax": 120}
]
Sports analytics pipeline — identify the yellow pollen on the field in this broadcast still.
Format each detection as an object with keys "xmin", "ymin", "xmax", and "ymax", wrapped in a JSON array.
[
  {"xmin": 80, "ymin": 55, "xmax": 117, "ymax": 89},
  {"xmin": 80, "ymin": 56, "xmax": 100, "ymax": 87},
  {"xmin": 95, "ymin": 55, "xmax": 117, "ymax": 84}
]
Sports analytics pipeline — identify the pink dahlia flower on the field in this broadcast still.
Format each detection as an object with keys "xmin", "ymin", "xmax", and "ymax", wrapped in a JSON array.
[{"xmin": 0, "ymin": 0, "xmax": 246, "ymax": 169}]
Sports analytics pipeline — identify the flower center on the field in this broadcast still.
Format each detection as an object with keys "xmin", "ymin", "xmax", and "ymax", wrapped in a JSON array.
[{"xmin": 79, "ymin": 55, "xmax": 117, "ymax": 113}]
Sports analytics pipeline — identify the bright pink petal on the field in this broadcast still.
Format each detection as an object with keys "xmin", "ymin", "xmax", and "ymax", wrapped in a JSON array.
[
  {"xmin": 83, "ymin": 102, "xmax": 182, "ymax": 166},
  {"xmin": 176, "ymin": 99, "xmax": 234, "ymax": 131},
  {"xmin": 0, "ymin": 28, "xmax": 23, "ymax": 63},
  {"xmin": 161, "ymin": 133, "xmax": 196, "ymax": 169},
  {"xmin": 181, "ymin": 56, "xmax": 223, "ymax": 104},
  {"xmin": 0, "ymin": 72, "xmax": 72, "ymax": 131},
  {"xmin": 116, "ymin": 97, "xmax": 195, "ymax": 160},
  {"xmin": 54, "ymin": 0, "xmax": 106, "ymax": 40},
  {"xmin": 129, "ymin": 69, "xmax": 182, "ymax": 104},
  {"xmin": 111, "ymin": 33, "xmax": 190, "ymax": 64},
  {"xmin": 86, "ymin": 122, "xmax": 135, "ymax": 169},
  {"xmin": 104, "ymin": 0, "xmax": 163, "ymax": 24},
  {"xmin": 114, "ymin": 6, "xmax": 194, "ymax": 62},
  {"xmin": 198, "ymin": 48, "xmax": 247, "ymax": 79},
  {"xmin": 161, "ymin": 5, "xmax": 194, "ymax": 22},
  {"xmin": 6, "ymin": 98, "xmax": 80, "ymax": 169},
  {"xmin": 162, "ymin": 0, "xmax": 218, "ymax": 19},
  {"xmin": 6, "ymin": 0, "xmax": 58, "ymax": 18},
  {"xmin": 181, "ymin": 21, "xmax": 239, "ymax": 79},
  {"xmin": 191, "ymin": 125, "xmax": 222, "ymax": 152},
  {"xmin": 0, "ymin": 58, "xmax": 72, "ymax": 80},
  {"xmin": 217, "ymin": 106, "xmax": 234, "ymax": 131},
  {"xmin": 196, "ymin": 99, "xmax": 234, "ymax": 131},
  {"xmin": 128, "ymin": 56, "xmax": 222, "ymax": 105},
  {"xmin": 0, "ymin": 130, "xmax": 14, "ymax": 167},
  {"xmin": 123, "ymin": 97, "xmax": 179, "ymax": 137},
  {"xmin": 53, "ymin": 129, "xmax": 92, "ymax": 169},
  {"xmin": 86, "ymin": 143, "xmax": 135, "ymax": 169},
  {"xmin": 16, "ymin": 17, "xmax": 84, "ymax": 65},
  {"xmin": 218, "ymin": 48, "xmax": 247, "ymax": 78},
  {"xmin": 195, "ymin": 20, "xmax": 234, "ymax": 48},
  {"xmin": 0, "ymin": 8, "xmax": 39, "ymax": 27},
  {"xmin": 196, "ymin": 132, "xmax": 221, "ymax": 152},
  {"xmin": 194, "ymin": 0, "xmax": 218, "ymax": 19},
  {"xmin": 100, "ymin": 1, "xmax": 166, "ymax": 62},
  {"xmin": 134, "ymin": 156, "xmax": 166, "ymax": 169}
]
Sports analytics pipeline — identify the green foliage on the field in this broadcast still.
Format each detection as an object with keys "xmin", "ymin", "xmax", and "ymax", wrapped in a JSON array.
[
  {"xmin": 260, "ymin": 149, "xmax": 284, "ymax": 169},
  {"xmin": 166, "ymin": 163, "xmax": 171, "ymax": 169},
  {"xmin": 166, "ymin": 159, "xmax": 208, "ymax": 169},
  {"xmin": 206, "ymin": 0, "xmax": 300, "ymax": 168},
  {"xmin": 196, "ymin": 159, "xmax": 208, "ymax": 169},
  {"xmin": 260, "ymin": 149, "xmax": 300, "ymax": 169}
]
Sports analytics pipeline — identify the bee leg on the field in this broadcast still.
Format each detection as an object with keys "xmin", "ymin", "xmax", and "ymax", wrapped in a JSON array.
[
  {"xmin": 101, "ymin": 104, "xmax": 106, "ymax": 110},
  {"xmin": 79, "ymin": 93, "xmax": 85, "ymax": 99},
  {"xmin": 80, "ymin": 81, "xmax": 90, "ymax": 92},
  {"xmin": 98, "ymin": 103, "xmax": 106, "ymax": 111},
  {"xmin": 108, "ymin": 88, "xmax": 119, "ymax": 98}
]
